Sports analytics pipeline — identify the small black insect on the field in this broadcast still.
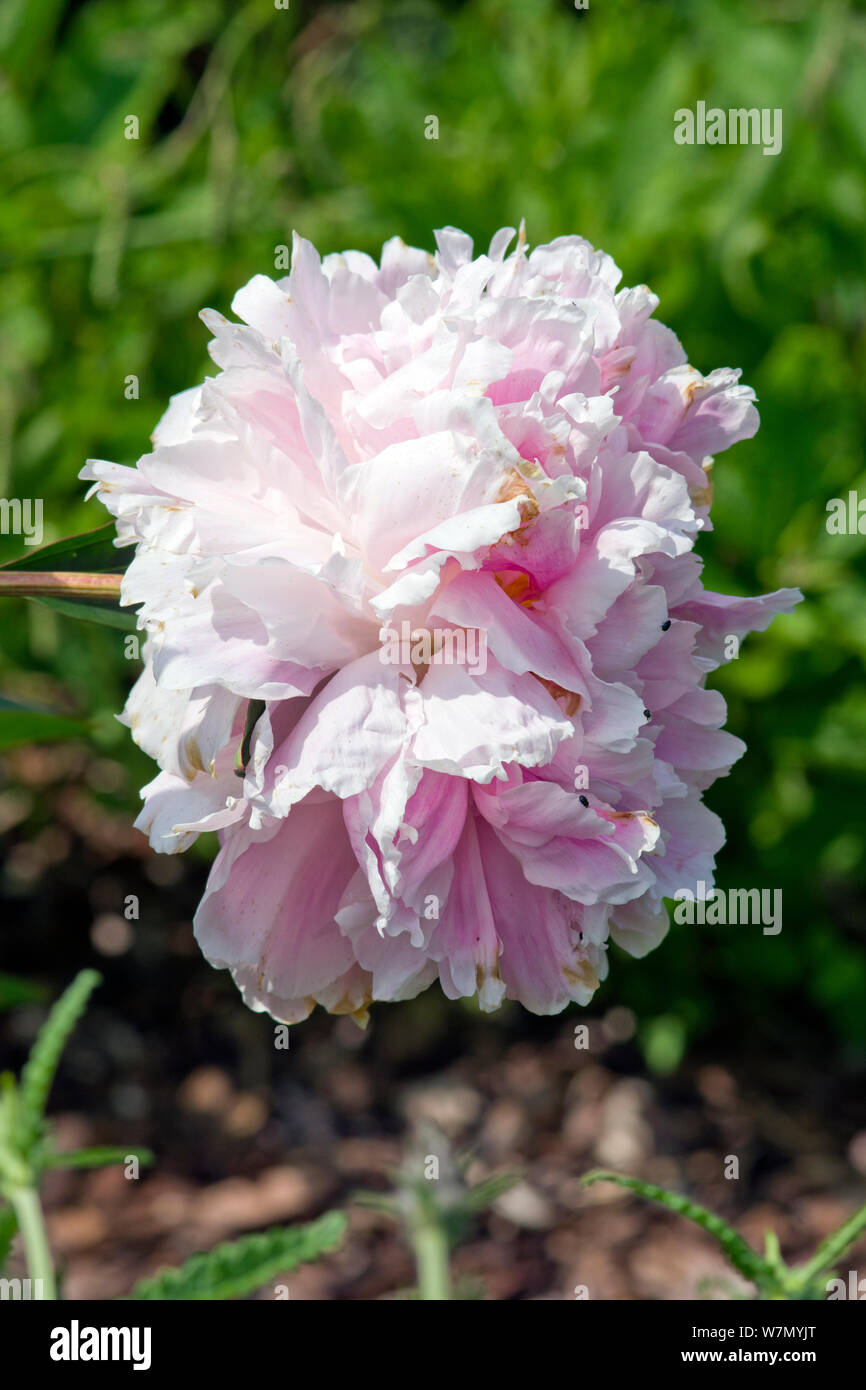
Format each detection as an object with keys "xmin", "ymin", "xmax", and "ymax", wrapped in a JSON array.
[
  {"xmin": 579, "ymin": 794, "xmax": 589, "ymax": 807},
  {"xmin": 643, "ymin": 708, "xmax": 652, "ymax": 719},
  {"xmin": 661, "ymin": 619, "xmax": 671, "ymax": 631}
]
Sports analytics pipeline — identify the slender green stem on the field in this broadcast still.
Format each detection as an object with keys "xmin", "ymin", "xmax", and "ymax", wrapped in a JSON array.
[
  {"xmin": 8, "ymin": 1186, "xmax": 56, "ymax": 1300},
  {"xmin": 790, "ymin": 1198, "xmax": 866, "ymax": 1289},
  {"xmin": 412, "ymin": 1215, "xmax": 451, "ymax": 1301}
]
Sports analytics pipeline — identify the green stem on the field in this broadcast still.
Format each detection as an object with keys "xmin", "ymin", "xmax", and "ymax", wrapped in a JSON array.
[
  {"xmin": 790, "ymin": 1198, "xmax": 866, "ymax": 1290},
  {"xmin": 412, "ymin": 1215, "xmax": 451, "ymax": 1301},
  {"xmin": 8, "ymin": 1186, "xmax": 56, "ymax": 1300}
]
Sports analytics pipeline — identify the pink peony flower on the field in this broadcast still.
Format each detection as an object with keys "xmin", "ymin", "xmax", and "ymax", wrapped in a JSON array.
[{"xmin": 82, "ymin": 225, "xmax": 801, "ymax": 1024}]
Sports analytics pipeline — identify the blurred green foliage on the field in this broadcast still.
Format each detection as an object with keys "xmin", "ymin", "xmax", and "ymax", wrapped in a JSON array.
[{"xmin": 0, "ymin": 0, "xmax": 864, "ymax": 1044}]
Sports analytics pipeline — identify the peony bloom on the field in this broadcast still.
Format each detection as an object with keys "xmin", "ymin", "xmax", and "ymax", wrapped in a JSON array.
[{"xmin": 83, "ymin": 225, "xmax": 800, "ymax": 1024}]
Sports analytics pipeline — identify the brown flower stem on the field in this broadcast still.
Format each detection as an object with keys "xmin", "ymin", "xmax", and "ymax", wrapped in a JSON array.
[{"xmin": 0, "ymin": 572, "xmax": 123, "ymax": 599}]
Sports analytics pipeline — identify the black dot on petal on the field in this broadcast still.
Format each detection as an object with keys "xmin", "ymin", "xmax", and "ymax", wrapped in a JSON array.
[
  {"xmin": 661, "ymin": 619, "xmax": 671, "ymax": 631},
  {"xmin": 643, "ymin": 709, "xmax": 652, "ymax": 719},
  {"xmin": 579, "ymin": 795, "xmax": 589, "ymax": 807}
]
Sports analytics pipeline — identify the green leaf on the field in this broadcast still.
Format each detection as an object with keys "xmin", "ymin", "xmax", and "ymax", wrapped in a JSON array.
[
  {"xmin": 28, "ymin": 594, "xmax": 137, "ymax": 630},
  {"xmin": 351, "ymin": 1189, "xmax": 400, "ymax": 1216},
  {"xmin": 463, "ymin": 1171, "xmax": 521, "ymax": 1214},
  {"xmin": 0, "ymin": 707, "xmax": 87, "ymax": 750},
  {"xmin": 18, "ymin": 971, "xmax": 101, "ymax": 1144},
  {"xmin": 582, "ymin": 1170, "xmax": 769, "ymax": 1287},
  {"xmin": 234, "ymin": 698, "xmax": 266, "ymax": 778},
  {"xmin": 44, "ymin": 1146, "xmax": 154, "ymax": 1171},
  {"xmin": 0, "ymin": 1204, "xmax": 18, "ymax": 1271},
  {"xmin": 0, "ymin": 974, "xmax": 48, "ymax": 1013},
  {"xmin": 127, "ymin": 1210, "xmax": 348, "ymax": 1301},
  {"xmin": 0, "ymin": 524, "xmax": 127, "ymax": 575},
  {"xmin": 0, "ymin": 526, "xmax": 135, "ymax": 627}
]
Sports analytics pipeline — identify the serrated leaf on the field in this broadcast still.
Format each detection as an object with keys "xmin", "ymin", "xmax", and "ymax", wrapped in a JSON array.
[
  {"xmin": 582, "ymin": 1170, "xmax": 769, "ymax": 1287},
  {"xmin": 19, "ymin": 971, "xmax": 101, "ymax": 1142},
  {"xmin": 128, "ymin": 1210, "xmax": 348, "ymax": 1301},
  {"xmin": 790, "ymin": 1199, "xmax": 866, "ymax": 1289}
]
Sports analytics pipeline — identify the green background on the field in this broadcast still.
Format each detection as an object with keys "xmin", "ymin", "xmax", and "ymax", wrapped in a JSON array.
[{"xmin": 1, "ymin": 0, "xmax": 864, "ymax": 1057}]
